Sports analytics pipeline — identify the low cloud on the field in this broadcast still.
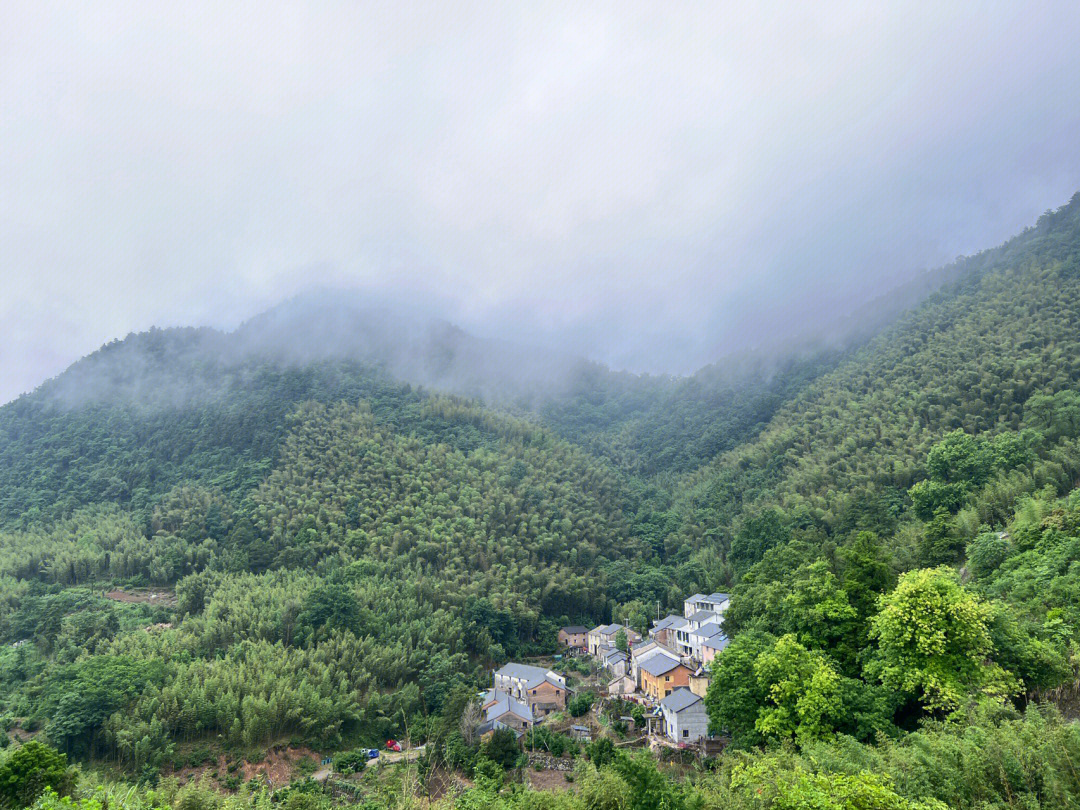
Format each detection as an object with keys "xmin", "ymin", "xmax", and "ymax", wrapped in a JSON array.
[{"xmin": 3, "ymin": 1, "xmax": 1080, "ymax": 402}]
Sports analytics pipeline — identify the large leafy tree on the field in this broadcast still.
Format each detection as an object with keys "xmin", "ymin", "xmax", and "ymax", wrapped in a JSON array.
[
  {"xmin": 867, "ymin": 567, "xmax": 1018, "ymax": 714},
  {"xmin": 754, "ymin": 635, "xmax": 843, "ymax": 745},
  {"xmin": 0, "ymin": 741, "xmax": 74, "ymax": 809},
  {"xmin": 704, "ymin": 630, "xmax": 775, "ymax": 748}
]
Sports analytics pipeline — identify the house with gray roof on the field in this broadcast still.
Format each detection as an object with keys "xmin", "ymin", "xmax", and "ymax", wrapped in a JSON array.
[
  {"xmin": 659, "ymin": 687, "xmax": 709, "ymax": 744},
  {"xmin": 602, "ymin": 647, "xmax": 629, "ymax": 678},
  {"xmin": 493, "ymin": 663, "xmax": 568, "ymax": 717},
  {"xmin": 483, "ymin": 689, "xmax": 534, "ymax": 732},
  {"xmin": 683, "ymin": 593, "xmax": 730, "ymax": 619},
  {"xmin": 587, "ymin": 623, "xmax": 641, "ymax": 656}
]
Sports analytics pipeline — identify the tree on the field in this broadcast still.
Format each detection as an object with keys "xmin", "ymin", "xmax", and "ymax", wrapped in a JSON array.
[
  {"xmin": 839, "ymin": 531, "xmax": 896, "ymax": 621},
  {"xmin": 753, "ymin": 635, "xmax": 843, "ymax": 745},
  {"xmin": 780, "ymin": 561, "xmax": 860, "ymax": 672},
  {"xmin": 614, "ymin": 628, "xmax": 628, "ymax": 653},
  {"xmin": 569, "ymin": 692, "xmax": 595, "ymax": 717},
  {"xmin": 481, "ymin": 728, "xmax": 519, "ymax": 770},
  {"xmin": 704, "ymin": 630, "xmax": 774, "ymax": 748},
  {"xmin": 0, "ymin": 741, "xmax": 74, "ymax": 809},
  {"xmin": 298, "ymin": 583, "xmax": 362, "ymax": 639},
  {"xmin": 966, "ymin": 531, "xmax": 1010, "ymax": 579},
  {"xmin": 867, "ymin": 567, "xmax": 1018, "ymax": 714}
]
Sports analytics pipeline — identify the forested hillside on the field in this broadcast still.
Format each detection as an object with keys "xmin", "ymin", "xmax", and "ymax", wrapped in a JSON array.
[
  {"xmin": 671, "ymin": 193, "xmax": 1080, "ymax": 580},
  {"xmin": 1, "ymin": 193, "xmax": 1080, "ymax": 810}
]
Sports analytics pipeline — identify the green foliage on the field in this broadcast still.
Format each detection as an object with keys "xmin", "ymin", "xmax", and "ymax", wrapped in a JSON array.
[
  {"xmin": 480, "ymin": 728, "xmax": 519, "ymax": 771},
  {"xmin": 0, "ymin": 741, "xmax": 74, "ymax": 809},
  {"xmin": 568, "ymin": 693, "xmax": 595, "ymax": 718},
  {"xmin": 614, "ymin": 629, "xmax": 628, "ymax": 653},
  {"xmin": 867, "ymin": 567, "xmax": 1018, "ymax": 714},
  {"xmin": 1, "ymin": 193, "xmax": 1080, "ymax": 809},
  {"xmin": 754, "ymin": 635, "xmax": 844, "ymax": 745}
]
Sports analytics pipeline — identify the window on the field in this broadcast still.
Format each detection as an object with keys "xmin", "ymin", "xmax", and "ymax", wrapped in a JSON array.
[
  {"xmin": 665, "ymin": 675, "xmax": 671, "ymax": 681},
  {"xmin": 682, "ymin": 729, "xmax": 689, "ymax": 738},
  {"xmin": 665, "ymin": 689, "xmax": 672, "ymax": 696}
]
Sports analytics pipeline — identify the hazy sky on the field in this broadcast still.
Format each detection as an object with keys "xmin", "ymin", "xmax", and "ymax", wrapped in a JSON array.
[{"xmin": 3, "ymin": 2, "xmax": 1080, "ymax": 403}]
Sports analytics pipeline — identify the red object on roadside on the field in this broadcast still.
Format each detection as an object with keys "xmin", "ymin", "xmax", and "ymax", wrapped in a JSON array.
[{"xmin": 386, "ymin": 739, "xmax": 401, "ymax": 752}]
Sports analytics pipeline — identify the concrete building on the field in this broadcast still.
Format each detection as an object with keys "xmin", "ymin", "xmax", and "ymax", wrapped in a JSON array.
[
  {"xmin": 683, "ymin": 593, "xmax": 730, "ymax": 619},
  {"xmin": 631, "ymin": 640, "xmax": 682, "ymax": 689},
  {"xmin": 658, "ymin": 687, "xmax": 710, "ymax": 744},
  {"xmin": 481, "ymin": 689, "xmax": 534, "ymax": 732},
  {"xmin": 492, "ymin": 663, "xmax": 568, "ymax": 718},
  {"xmin": 588, "ymin": 623, "xmax": 641, "ymax": 656}
]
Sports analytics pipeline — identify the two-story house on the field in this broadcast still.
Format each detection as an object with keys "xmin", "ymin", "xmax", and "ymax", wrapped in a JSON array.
[
  {"xmin": 557, "ymin": 625, "xmax": 588, "ymax": 651},
  {"xmin": 492, "ymin": 663, "xmax": 568, "ymax": 718},
  {"xmin": 481, "ymin": 688, "xmax": 534, "ymax": 732},
  {"xmin": 640, "ymin": 655, "xmax": 693, "ymax": 701},
  {"xmin": 587, "ymin": 623, "xmax": 641, "ymax": 656},
  {"xmin": 659, "ymin": 687, "xmax": 709, "ymax": 744},
  {"xmin": 683, "ymin": 593, "xmax": 730, "ymax": 618},
  {"xmin": 631, "ymin": 639, "xmax": 682, "ymax": 689}
]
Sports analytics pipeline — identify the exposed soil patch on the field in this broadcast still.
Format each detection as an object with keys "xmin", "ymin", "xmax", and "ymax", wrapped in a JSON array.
[
  {"xmin": 104, "ymin": 588, "xmax": 177, "ymax": 607},
  {"xmin": 241, "ymin": 746, "xmax": 318, "ymax": 787},
  {"xmin": 526, "ymin": 768, "xmax": 574, "ymax": 792},
  {"xmin": 170, "ymin": 745, "xmax": 317, "ymax": 790}
]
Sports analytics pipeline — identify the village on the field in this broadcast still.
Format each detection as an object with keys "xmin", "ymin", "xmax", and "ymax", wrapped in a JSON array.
[{"xmin": 479, "ymin": 592, "xmax": 730, "ymax": 755}]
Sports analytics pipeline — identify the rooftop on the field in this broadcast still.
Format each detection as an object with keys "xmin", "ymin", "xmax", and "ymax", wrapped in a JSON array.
[
  {"xmin": 659, "ymin": 687, "xmax": 702, "ymax": 713},
  {"xmin": 561, "ymin": 625, "xmax": 588, "ymax": 634},
  {"xmin": 652, "ymin": 615, "xmax": 688, "ymax": 632},
  {"xmin": 703, "ymin": 634, "xmax": 730, "ymax": 652},
  {"xmin": 688, "ymin": 609, "xmax": 719, "ymax": 623},
  {"xmin": 494, "ymin": 662, "xmax": 566, "ymax": 690},
  {"xmin": 640, "ymin": 656, "xmax": 683, "ymax": 677},
  {"xmin": 486, "ymin": 692, "xmax": 534, "ymax": 723}
]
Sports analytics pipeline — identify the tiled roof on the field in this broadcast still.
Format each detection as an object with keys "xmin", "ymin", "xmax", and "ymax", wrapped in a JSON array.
[
  {"xmin": 486, "ymin": 693, "xmax": 534, "ymax": 723},
  {"xmin": 561, "ymin": 625, "xmax": 588, "ymax": 634},
  {"xmin": 495, "ymin": 663, "xmax": 566, "ymax": 690},
  {"xmin": 688, "ymin": 609, "xmax": 718, "ymax": 623},
  {"xmin": 702, "ymin": 634, "xmax": 730, "ymax": 652},
  {"xmin": 640, "ymin": 656, "xmax": 683, "ymax": 677},
  {"xmin": 652, "ymin": 615, "xmax": 688, "ymax": 632},
  {"xmin": 659, "ymin": 687, "xmax": 702, "ymax": 713}
]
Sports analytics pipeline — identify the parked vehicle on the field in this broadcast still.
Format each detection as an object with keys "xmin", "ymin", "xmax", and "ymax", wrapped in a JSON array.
[{"xmin": 386, "ymin": 739, "xmax": 402, "ymax": 752}]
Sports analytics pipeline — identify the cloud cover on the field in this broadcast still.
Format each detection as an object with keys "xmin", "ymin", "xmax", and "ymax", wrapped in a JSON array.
[{"xmin": 3, "ymin": 1, "xmax": 1080, "ymax": 403}]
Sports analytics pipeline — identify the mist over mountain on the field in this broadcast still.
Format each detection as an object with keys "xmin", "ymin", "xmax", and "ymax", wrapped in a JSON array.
[{"xmin": 2, "ymin": 181, "xmax": 1080, "ymax": 810}]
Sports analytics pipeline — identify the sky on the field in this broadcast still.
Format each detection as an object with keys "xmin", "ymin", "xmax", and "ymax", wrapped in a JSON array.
[{"xmin": 3, "ymin": 1, "xmax": 1080, "ymax": 404}]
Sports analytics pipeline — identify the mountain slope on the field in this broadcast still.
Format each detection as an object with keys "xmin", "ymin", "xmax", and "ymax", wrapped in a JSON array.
[{"xmin": 676, "ymin": 191, "xmax": 1080, "ymax": 578}]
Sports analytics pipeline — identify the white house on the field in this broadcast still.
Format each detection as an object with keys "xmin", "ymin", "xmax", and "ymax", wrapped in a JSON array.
[
  {"xmin": 658, "ymin": 687, "xmax": 710, "ymax": 744},
  {"xmin": 588, "ymin": 623, "xmax": 641, "ymax": 656},
  {"xmin": 683, "ymin": 593, "xmax": 730, "ymax": 619},
  {"xmin": 601, "ymin": 647, "xmax": 629, "ymax": 678}
]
